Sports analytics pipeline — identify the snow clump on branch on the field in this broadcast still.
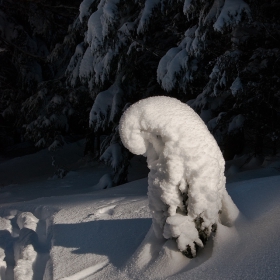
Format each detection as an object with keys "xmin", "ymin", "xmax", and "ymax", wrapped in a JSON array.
[{"xmin": 119, "ymin": 96, "xmax": 239, "ymax": 257}]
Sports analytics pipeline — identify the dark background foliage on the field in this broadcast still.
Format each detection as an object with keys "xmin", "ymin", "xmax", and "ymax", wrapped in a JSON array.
[{"xmin": 1, "ymin": 0, "xmax": 280, "ymax": 185}]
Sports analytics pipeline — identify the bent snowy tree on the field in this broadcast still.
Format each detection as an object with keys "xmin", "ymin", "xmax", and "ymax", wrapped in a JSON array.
[{"xmin": 119, "ymin": 96, "xmax": 239, "ymax": 258}]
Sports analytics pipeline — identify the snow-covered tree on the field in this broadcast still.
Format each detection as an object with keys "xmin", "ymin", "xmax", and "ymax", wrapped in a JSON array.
[
  {"xmin": 0, "ymin": 0, "xmax": 88, "ymax": 152},
  {"xmin": 119, "ymin": 96, "xmax": 239, "ymax": 257},
  {"xmin": 183, "ymin": 1, "xmax": 278, "ymax": 158},
  {"xmin": 64, "ymin": 0, "xmax": 280, "ymax": 181},
  {"xmin": 21, "ymin": 81, "xmax": 91, "ymax": 150},
  {"xmin": 1, "ymin": 0, "xmax": 279, "ymax": 182}
]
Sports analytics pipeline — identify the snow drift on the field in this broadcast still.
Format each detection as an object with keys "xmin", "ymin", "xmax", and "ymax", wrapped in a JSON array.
[
  {"xmin": 1, "ymin": 138, "xmax": 280, "ymax": 279},
  {"xmin": 119, "ymin": 96, "xmax": 239, "ymax": 257}
]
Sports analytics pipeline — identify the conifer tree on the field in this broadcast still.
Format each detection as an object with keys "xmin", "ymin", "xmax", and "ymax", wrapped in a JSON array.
[{"xmin": 1, "ymin": 0, "xmax": 279, "ymax": 182}]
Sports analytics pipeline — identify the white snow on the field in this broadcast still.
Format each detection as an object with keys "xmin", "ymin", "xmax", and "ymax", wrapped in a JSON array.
[
  {"xmin": 68, "ymin": 0, "xmax": 133, "ymax": 90},
  {"xmin": 17, "ymin": 212, "xmax": 39, "ymax": 231},
  {"xmin": 230, "ymin": 76, "xmax": 243, "ymax": 96},
  {"xmin": 0, "ymin": 248, "xmax": 6, "ymax": 279},
  {"xmin": 92, "ymin": 173, "xmax": 114, "ymax": 190},
  {"xmin": 49, "ymin": 95, "xmax": 63, "ymax": 106},
  {"xmin": 79, "ymin": 0, "xmax": 96, "ymax": 22},
  {"xmin": 183, "ymin": 0, "xmax": 193, "ymax": 15},
  {"xmin": 0, "ymin": 217, "xmax": 12, "ymax": 234},
  {"xmin": 157, "ymin": 48, "xmax": 189, "ymax": 92},
  {"xmin": 1, "ymin": 136, "xmax": 280, "ymax": 279},
  {"xmin": 228, "ymin": 114, "xmax": 245, "ymax": 134},
  {"xmin": 35, "ymin": 138, "xmax": 46, "ymax": 148},
  {"xmin": 89, "ymin": 83, "xmax": 123, "ymax": 131},
  {"xmin": 87, "ymin": 7, "xmax": 104, "ymax": 52},
  {"xmin": 157, "ymin": 26, "xmax": 202, "ymax": 92},
  {"xmin": 78, "ymin": 47, "xmax": 94, "ymax": 82},
  {"xmin": 14, "ymin": 244, "xmax": 37, "ymax": 280},
  {"xmin": 86, "ymin": 0, "xmax": 120, "ymax": 51},
  {"xmin": 213, "ymin": 0, "xmax": 251, "ymax": 32},
  {"xmin": 100, "ymin": 143, "xmax": 123, "ymax": 170},
  {"xmin": 60, "ymin": 261, "xmax": 109, "ymax": 280},
  {"xmin": 137, "ymin": 0, "xmax": 161, "ymax": 34},
  {"xmin": 203, "ymin": 0, "xmax": 224, "ymax": 24},
  {"xmin": 65, "ymin": 43, "xmax": 85, "ymax": 87},
  {"xmin": 119, "ymin": 96, "xmax": 238, "ymax": 257}
]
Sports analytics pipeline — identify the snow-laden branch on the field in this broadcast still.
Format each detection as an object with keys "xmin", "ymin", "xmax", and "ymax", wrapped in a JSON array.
[{"xmin": 119, "ymin": 96, "xmax": 239, "ymax": 257}]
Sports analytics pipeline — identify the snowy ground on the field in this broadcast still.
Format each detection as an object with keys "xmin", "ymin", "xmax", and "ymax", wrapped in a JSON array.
[{"xmin": 0, "ymin": 141, "xmax": 280, "ymax": 279}]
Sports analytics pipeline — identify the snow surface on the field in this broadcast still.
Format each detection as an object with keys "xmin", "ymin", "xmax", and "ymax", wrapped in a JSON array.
[
  {"xmin": 119, "ymin": 96, "xmax": 238, "ymax": 257},
  {"xmin": 1, "ymin": 140, "xmax": 280, "ymax": 279}
]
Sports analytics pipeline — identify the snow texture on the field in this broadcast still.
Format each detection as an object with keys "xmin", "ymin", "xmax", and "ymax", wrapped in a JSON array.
[
  {"xmin": 92, "ymin": 173, "xmax": 114, "ymax": 190},
  {"xmin": 157, "ymin": 47, "xmax": 188, "ymax": 92},
  {"xmin": 89, "ymin": 83, "xmax": 123, "ymax": 131},
  {"xmin": 119, "ymin": 96, "xmax": 239, "ymax": 257},
  {"xmin": 17, "ymin": 212, "xmax": 39, "ymax": 231},
  {"xmin": 66, "ymin": 0, "xmax": 129, "ymax": 89},
  {"xmin": 203, "ymin": 0, "xmax": 224, "ymax": 24},
  {"xmin": 213, "ymin": 0, "xmax": 251, "ymax": 32},
  {"xmin": 12, "ymin": 211, "xmax": 42, "ymax": 280},
  {"xmin": 228, "ymin": 114, "xmax": 245, "ymax": 134},
  {"xmin": 87, "ymin": 6, "xmax": 104, "ymax": 52},
  {"xmin": 14, "ymin": 245, "xmax": 37, "ymax": 280},
  {"xmin": 79, "ymin": 46, "xmax": 94, "ymax": 83},
  {"xmin": 48, "ymin": 139, "xmax": 63, "ymax": 152},
  {"xmin": 157, "ymin": 26, "xmax": 199, "ymax": 91},
  {"xmin": 0, "ymin": 248, "xmax": 6, "ymax": 279},
  {"xmin": 87, "ymin": 0, "xmax": 121, "ymax": 51},
  {"xmin": 1, "ymin": 139, "xmax": 280, "ymax": 278},
  {"xmin": 66, "ymin": 43, "xmax": 85, "ymax": 87},
  {"xmin": 183, "ymin": 0, "xmax": 193, "ymax": 15},
  {"xmin": 100, "ymin": 143, "xmax": 123, "ymax": 170},
  {"xmin": 230, "ymin": 76, "xmax": 243, "ymax": 96},
  {"xmin": 137, "ymin": 0, "xmax": 161, "ymax": 34},
  {"xmin": 79, "ymin": 0, "xmax": 96, "ymax": 22},
  {"xmin": 0, "ymin": 217, "xmax": 12, "ymax": 233}
]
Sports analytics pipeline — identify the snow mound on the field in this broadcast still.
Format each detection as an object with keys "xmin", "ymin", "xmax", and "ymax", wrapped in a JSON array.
[
  {"xmin": 0, "ymin": 247, "xmax": 6, "ymax": 279},
  {"xmin": 92, "ymin": 173, "xmax": 114, "ymax": 190},
  {"xmin": 119, "ymin": 96, "xmax": 239, "ymax": 257},
  {"xmin": 0, "ymin": 217, "xmax": 12, "ymax": 234},
  {"xmin": 14, "ymin": 244, "xmax": 37, "ymax": 280},
  {"xmin": 17, "ymin": 212, "xmax": 39, "ymax": 231}
]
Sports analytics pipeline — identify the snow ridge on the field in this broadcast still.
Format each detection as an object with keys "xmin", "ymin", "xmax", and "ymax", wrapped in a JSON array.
[{"xmin": 119, "ymin": 96, "xmax": 239, "ymax": 257}]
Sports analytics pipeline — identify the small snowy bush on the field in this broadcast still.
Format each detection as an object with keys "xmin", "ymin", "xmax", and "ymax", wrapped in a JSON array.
[
  {"xmin": 52, "ymin": 156, "xmax": 68, "ymax": 179},
  {"xmin": 119, "ymin": 96, "xmax": 239, "ymax": 257}
]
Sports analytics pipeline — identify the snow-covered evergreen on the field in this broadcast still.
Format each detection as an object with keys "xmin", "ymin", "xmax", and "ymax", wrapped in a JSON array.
[
  {"xmin": 62, "ymin": 0, "xmax": 280, "ymax": 180},
  {"xmin": 119, "ymin": 96, "xmax": 238, "ymax": 257},
  {"xmin": 1, "ymin": 0, "xmax": 280, "ymax": 183}
]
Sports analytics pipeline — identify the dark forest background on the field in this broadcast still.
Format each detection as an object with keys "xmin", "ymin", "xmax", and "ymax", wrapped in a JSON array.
[{"xmin": 1, "ymin": 0, "xmax": 280, "ymax": 185}]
